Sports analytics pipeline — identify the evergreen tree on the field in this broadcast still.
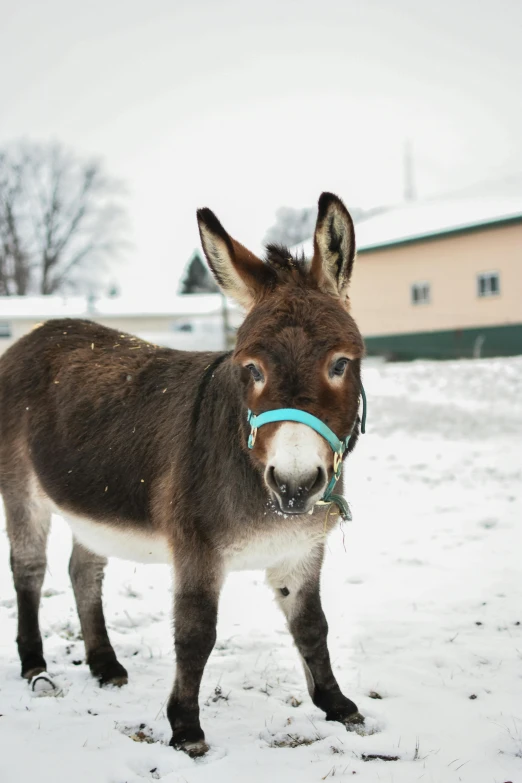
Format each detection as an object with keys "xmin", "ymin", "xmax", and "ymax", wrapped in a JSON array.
[{"xmin": 179, "ymin": 251, "xmax": 219, "ymax": 294}]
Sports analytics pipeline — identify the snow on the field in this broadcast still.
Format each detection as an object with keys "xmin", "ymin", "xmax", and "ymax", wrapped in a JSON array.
[
  {"xmin": 0, "ymin": 295, "xmax": 90, "ymax": 319},
  {"xmin": 1, "ymin": 355, "xmax": 522, "ymax": 782},
  {"xmin": 296, "ymin": 194, "xmax": 522, "ymax": 256},
  {"xmin": 0, "ymin": 294, "xmax": 238, "ymax": 320},
  {"xmin": 137, "ymin": 319, "xmax": 231, "ymax": 352}
]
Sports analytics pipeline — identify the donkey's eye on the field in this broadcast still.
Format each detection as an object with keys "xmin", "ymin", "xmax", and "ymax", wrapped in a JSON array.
[
  {"xmin": 330, "ymin": 358, "xmax": 350, "ymax": 377},
  {"xmin": 245, "ymin": 363, "xmax": 264, "ymax": 383}
]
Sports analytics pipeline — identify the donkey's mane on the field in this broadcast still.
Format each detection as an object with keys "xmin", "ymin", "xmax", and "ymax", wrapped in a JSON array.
[{"xmin": 263, "ymin": 244, "xmax": 309, "ymax": 283}]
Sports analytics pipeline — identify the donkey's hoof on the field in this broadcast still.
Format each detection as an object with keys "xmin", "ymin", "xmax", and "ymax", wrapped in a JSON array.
[
  {"xmin": 327, "ymin": 707, "xmax": 366, "ymax": 732},
  {"xmin": 180, "ymin": 739, "xmax": 210, "ymax": 758},
  {"xmin": 343, "ymin": 712, "xmax": 377, "ymax": 736},
  {"xmin": 101, "ymin": 673, "xmax": 128, "ymax": 687},
  {"xmin": 23, "ymin": 665, "xmax": 47, "ymax": 682},
  {"xmin": 96, "ymin": 661, "xmax": 128, "ymax": 687},
  {"xmin": 326, "ymin": 703, "xmax": 365, "ymax": 727},
  {"xmin": 170, "ymin": 727, "xmax": 209, "ymax": 758},
  {"xmin": 342, "ymin": 711, "xmax": 365, "ymax": 729}
]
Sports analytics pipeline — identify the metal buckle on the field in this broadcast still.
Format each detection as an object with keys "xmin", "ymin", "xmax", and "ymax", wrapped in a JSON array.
[
  {"xmin": 333, "ymin": 450, "xmax": 342, "ymax": 477},
  {"xmin": 248, "ymin": 427, "xmax": 257, "ymax": 449}
]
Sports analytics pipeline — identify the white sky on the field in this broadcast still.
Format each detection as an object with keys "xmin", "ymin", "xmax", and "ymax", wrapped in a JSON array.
[{"xmin": 1, "ymin": 0, "xmax": 521, "ymax": 296}]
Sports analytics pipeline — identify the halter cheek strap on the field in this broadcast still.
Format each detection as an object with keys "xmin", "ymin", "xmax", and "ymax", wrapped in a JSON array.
[{"xmin": 246, "ymin": 385, "xmax": 367, "ymax": 521}]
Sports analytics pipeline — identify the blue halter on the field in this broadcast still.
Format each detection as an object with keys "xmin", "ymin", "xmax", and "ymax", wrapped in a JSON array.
[{"xmin": 246, "ymin": 385, "xmax": 367, "ymax": 521}]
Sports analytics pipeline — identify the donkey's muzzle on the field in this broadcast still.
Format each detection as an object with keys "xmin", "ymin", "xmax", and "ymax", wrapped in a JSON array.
[{"xmin": 266, "ymin": 465, "xmax": 327, "ymax": 514}]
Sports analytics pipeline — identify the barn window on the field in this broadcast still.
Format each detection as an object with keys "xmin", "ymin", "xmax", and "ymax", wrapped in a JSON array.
[
  {"xmin": 0, "ymin": 321, "xmax": 12, "ymax": 338},
  {"xmin": 411, "ymin": 282, "xmax": 430, "ymax": 305},
  {"xmin": 477, "ymin": 272, "xmax": 500, "ymax": 297}
]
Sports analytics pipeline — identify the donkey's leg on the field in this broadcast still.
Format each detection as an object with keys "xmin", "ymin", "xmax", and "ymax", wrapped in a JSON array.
[
  {"xmin": 5, "ymin": 494, "xmax": 50, "ymax": 681},
  {"xmin": 69, "ymin": 539, "xmax": 128, "ymax": 686},
  {"xmin": 267, "ymin": 546, "xmax": 364, "ymax": 728},
  {"xmin": 167, "ymin": 550, "xmax": 223, "ymax": 757}
]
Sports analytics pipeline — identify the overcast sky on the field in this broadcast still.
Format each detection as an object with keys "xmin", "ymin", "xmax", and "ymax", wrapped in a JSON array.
[{"xmin": 1, "ymin": 0, "xmax": 521, "ymax": 296}]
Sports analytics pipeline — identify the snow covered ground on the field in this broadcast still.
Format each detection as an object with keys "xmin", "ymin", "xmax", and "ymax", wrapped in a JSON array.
[{"xmin": 1, "ymin": 356, "xmax": 521, "ymax": 783}]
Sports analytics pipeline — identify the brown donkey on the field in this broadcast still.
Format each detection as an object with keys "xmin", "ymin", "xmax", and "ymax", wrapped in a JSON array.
[{"xmin": 0, "ymin": 192, "xmax": 366, "ymax": 756}]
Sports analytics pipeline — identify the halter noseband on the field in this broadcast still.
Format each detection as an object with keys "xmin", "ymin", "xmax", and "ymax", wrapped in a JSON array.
[{"xmin": 246, "ymin": 385, "xmax": 367, "ymax": 521}]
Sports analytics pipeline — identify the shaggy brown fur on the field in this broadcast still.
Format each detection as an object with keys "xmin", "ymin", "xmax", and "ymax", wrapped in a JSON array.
[{"xmin": 0, "ymin": 192, "xmax": 365, "ymax": 757}]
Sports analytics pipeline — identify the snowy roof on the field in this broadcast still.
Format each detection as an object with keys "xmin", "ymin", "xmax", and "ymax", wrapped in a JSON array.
[
  {"xmin": 295, "ymin": 194, "xmax": 522, "ymax": 256},
  {"xmin": 0, "ymin": 294, "xmax": 237, "ymax": 320}
]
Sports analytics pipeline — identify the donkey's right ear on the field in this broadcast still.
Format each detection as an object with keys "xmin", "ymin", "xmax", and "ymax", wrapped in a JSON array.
[{"xmin": 197, "ymin": 208, "xmax": 272, "ymax": 310}]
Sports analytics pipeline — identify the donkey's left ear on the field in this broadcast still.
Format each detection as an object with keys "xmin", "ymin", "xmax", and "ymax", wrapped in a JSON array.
[{"xmin": 310, "ymin": 192, "xmax": 356, "ymax": 305}]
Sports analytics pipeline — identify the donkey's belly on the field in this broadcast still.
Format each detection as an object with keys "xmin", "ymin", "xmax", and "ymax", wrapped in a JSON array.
[{"xmin": 64, "ymin": 514, "xmax": 172, "ymax": 564}]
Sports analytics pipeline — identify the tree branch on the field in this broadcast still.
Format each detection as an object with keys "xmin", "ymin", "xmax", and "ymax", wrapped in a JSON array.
[{"xmin": 0, "ymin": 142, "xmax": 127, "ymax": 296}]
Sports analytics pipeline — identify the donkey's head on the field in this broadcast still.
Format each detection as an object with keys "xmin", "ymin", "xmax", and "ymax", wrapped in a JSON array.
[{"xmin": 197, "ymin": 193, "xmax": 364, "ymax": 515}]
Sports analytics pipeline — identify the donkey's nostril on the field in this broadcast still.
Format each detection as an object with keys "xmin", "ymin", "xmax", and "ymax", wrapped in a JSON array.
[
  {"xmin": 267, "ymin": 465, "xmax": 287, "ymax": 495},
  {"xmin": 309, "ymin": 466, "xmax": 326, "ymax": 494}
]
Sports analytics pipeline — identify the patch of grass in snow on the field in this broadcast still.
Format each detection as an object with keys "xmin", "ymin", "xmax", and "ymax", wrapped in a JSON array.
[
  {"xmin": 51, "ymin": 621, "xmax": 83, "ymax": 641},
  {"xmin": 269, "ymin": 732, "xmax": 323, "ymax": 749},
  {"xmin": 204, "ymin": 684, "xmax": 230, "ymax": 705},
  {"xmin": 129, "ymin": 730, "xmax": 156, "ymax": 744},
  {"xmin": 263, "ymin": 716, "xmax": 324, "ymax": 749},
  {"xmin": 118, "ymin": 722, "xmax": 162, "ymax": 745},
  {"xmin": 321, "ymin": 765, "xmax": 353, "ymax": 779},
  {"xmin": 496, "ymin": 716, "xmax": 522, "ymax": 759},
  {"xmin": 361, "ymin": 753, "xmax": 400, "ymax": 761},
  {"xmin": 120, "ymin": 582, "xmax": 142, "ymax": 599}
]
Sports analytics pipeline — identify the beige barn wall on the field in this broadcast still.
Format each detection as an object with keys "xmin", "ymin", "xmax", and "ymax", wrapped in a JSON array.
[{"xmin": 350, "ymin": 222, "xmax": 522, "ymax": 336}]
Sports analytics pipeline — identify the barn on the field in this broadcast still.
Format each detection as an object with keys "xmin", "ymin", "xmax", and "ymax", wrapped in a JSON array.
[{"xmin": 298, "ymin": 195, "xmax": 522, "ymax": 359}]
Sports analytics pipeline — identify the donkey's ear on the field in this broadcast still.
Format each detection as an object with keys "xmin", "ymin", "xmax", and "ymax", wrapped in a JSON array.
[
  {"xmin": 197, "ymin": 208, "xmax": 272, "ymax": 310},
  {"xmin": 310, "ymin": 192, "xmax": 356, "ymax": 305}
]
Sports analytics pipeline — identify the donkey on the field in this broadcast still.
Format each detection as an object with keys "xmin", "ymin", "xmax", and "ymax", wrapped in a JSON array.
[{"xmin": 0, "ymin": 192, "xmax": 366, "ymax": 757}]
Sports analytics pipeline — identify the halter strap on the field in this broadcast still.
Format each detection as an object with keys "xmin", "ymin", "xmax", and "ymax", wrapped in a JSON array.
[
  {"xmin": 247, "ymin": 408, "xmax": 348, "ymax": 454},
  {"xmin": 247, "ymin": 384, "xmax": 366, "ymax": 455}
]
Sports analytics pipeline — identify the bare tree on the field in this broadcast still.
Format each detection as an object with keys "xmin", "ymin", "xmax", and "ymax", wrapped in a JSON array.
[
  {"xmin": 264, "ymin": 203, "xmax": 371, "ymax": 248},
  {"xmin": 0, "ymin": 142, "xmax": 127, "ymax": 295},
  {"xmin": 263, "ymin": 206, "xmax": 318, "ymax": 247}
]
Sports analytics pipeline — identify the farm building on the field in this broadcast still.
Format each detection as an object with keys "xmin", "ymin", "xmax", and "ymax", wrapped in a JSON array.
[
  {"xmin": 0, "ymin": 294, "xmax": 241, "ymax": 355},
  {"xmin": 297, "ymin": 194, "xmax": 522, "ymax": 359}
]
